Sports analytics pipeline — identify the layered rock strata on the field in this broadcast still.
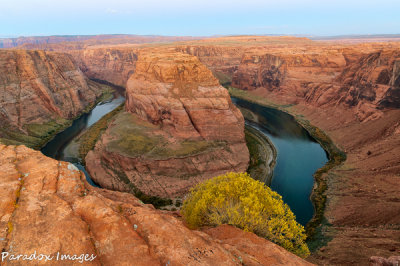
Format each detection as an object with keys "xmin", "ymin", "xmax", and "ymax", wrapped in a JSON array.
[
  {"xmin": 0, "ymin": 49, "xmax": 104, "ymax": 148},
  {"xmin": 86, "ymin": 52, "xmax": 249, "ymax": 198},
  {"xmin": 70, "ymin": 48, "xmax": 139, "ymax": 87},
  {"xmin": 231, "ymin": 49, "xmax": 400, "ymax": 122}
]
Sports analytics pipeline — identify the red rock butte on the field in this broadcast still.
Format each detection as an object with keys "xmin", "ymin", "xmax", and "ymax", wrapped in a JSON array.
[{"xmin": 126, "ymin": 51, "xmax": 246, "ymax": 142}]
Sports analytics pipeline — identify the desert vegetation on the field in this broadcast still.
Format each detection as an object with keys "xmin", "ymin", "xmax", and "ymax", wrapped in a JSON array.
[
  {"xmin": 106, "ymin": 112, "xmax": 228, "ymax": 160},
  {"xmin": 182, "ymin": 172, "xmax": 310, "ymax": 258},
  {"xmin": 78, "ymin": 104, "xmax": 125, "ymax": 162}
]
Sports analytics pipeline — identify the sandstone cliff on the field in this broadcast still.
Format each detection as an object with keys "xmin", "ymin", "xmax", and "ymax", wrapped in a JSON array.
[
  {"xmin": 189, "ymin": 41, "xmax": 400, "ymax": 122},
  {"xmin": 0, "ymin": 144, "xmax": 311, "ymax": 265},
  {"xmin": 0, "ymin": 49, "xmax": 105, "ymax": 148},
  {"xmin": 176, "ymin": 45, "xmax": 243, "ymax": 85},
  {"xmin": 177, "ymin": 37, "xmax": 400, "ymax": 124},
  {"xmin": 70, "ymin": 47, "xmax": 139, "ymax": 87},
  {"xmin": 125, "ymin": 51, "xmax": 246, "ymax": 142},
  {"xmin": 231, "ymin": 48, "xmax": 400, "ymax": 122},
  {"xmin": 176, "ymin": 36, "xmax": 315, "ymax": 85},
  {"xmin": 86, "ymin": 51, "xmax": 249, "ymax": 198}
]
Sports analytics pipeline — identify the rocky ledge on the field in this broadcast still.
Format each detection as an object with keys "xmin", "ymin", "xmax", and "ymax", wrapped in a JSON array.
[
  {"xmin": 0, "ymin": 144, "xmax": 311, "ymax": 265},
  {"xmin": 86, "ymin": 51, "xmax": 249, "ymax": 199}
]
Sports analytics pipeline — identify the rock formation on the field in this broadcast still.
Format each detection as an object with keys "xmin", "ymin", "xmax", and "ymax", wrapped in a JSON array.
[
  {"xmin": 70, "ymin": 48, "xmax": 139, "ymax": 87},
  {"xmin": 177, "ymin": 37, "xmax": 400, "ymax": 122},
  {"xmin": 231, "ymin": 48, "xmax": 400, "ymax": 122},
  {"xmin": 125, "ymin": 51, "xmax": 246, "ymax": 142},
  {"xmin": 86, "ymin": 51, "xmax": 249, "ymax": 198},
  {"xmin": 176, "ymin": 45, "xmax": 244, "ymax": 85},
  {"xmin": 180, "ymin": 37, "xmax": 399, "ymax": 266},
  {"xmin": 0, "ymin": 144, "xmax": 311, "ymax": 265},
  {"xmin": 0, "ymin": 49, "xmax": 104, "ymax": 148},
  {"xmin": 369, "ymin": 256, "xmax": 400, "ymax": 266}
]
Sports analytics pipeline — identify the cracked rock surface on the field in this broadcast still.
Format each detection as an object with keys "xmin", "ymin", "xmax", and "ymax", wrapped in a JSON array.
[{"xmin": 0, "ymin": 144, "xmax": 311, "ymax": 265}]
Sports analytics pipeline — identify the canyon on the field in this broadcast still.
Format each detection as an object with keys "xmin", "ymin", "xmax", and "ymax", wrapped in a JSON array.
[
  {"xmin": 85, "ymin": 51, "xmax": 249, "ymax": 199},
  {"xmin": 0, "ymin": 35, "xmax": 399, "ymax": 265},
  {"xmin": 176, "ymin": 37, "xmax": 400, "ymax": 265}
]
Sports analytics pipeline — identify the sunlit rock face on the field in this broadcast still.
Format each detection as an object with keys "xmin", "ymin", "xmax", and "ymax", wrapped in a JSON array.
[{"xmin": 0, "ymin": 144, "xmax": 311, "ymax": 266}]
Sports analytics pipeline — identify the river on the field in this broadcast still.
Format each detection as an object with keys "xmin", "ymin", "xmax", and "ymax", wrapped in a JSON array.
[
  {"xmin": 41, "ymin": 90, "xmax": 328, "ymax": 226},
  {"xmin": 41, "ymin": 88, "xmax": 125, "ymax": 187},
  {"xmin": 232, "ymin": 97, "xmax": 328, "ymax": 225}
]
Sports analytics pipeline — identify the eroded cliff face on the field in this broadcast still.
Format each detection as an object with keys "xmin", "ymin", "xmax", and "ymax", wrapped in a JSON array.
[
  {"xmin": 125, "ymin": 51, "xmax": 245, "ymax": 142},
  {"xmin": 231, "ymin": 48, "xmax": 400, "ymax": 122},
  {"xmin": 71, "ymin": 47, "xmax": 139, "ymax": 87},
  {"xmin": 232, "ymin": 54, "xmax": 288, "ymax": 91},
  {"xmin": 336, "ymin": 50, "xmax": 400, "ymax": 109},
  {"xmin": 0, "ymin": 144, "xmax": 311, "ymax": 266},
  {"xmin": 176, "ymin": 37, "xmax": 400, "ymax": 124},
  {"xmin": 176, "ymin": 36, "xmax": 315, "ymax": 85},
  {"xmin": 0, "ymin": 49, "xmax": 104, "ymax": 148},
  {"xmin": 176, "ymin": 45, "xmax": 243, "ymax": 85},
  {"xmin": 86, "ymin": 51, "xmax": 249, "ymax": 198}
]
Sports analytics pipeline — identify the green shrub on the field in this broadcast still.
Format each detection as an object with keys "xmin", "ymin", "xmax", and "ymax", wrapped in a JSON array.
[{"xmin": 181, "ymin": 172, "xmax": 310, "ymax": 258}]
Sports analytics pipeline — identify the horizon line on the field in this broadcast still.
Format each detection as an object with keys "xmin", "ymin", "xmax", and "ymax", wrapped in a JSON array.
[{"xmin": 1, "ymin": 33, "xmax": 400, "ymax": 40}]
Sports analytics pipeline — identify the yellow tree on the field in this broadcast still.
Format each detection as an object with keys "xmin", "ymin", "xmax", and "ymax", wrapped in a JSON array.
[{"xmin": 182, "ymin": 172, "xmax": 310, "ymax": 258}]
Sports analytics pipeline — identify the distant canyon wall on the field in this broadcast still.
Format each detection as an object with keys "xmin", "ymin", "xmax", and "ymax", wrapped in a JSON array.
[
  {"xmin": 177, "ymin": 42, "xmax": 400, "ymax": 122},
  {"xmin": 0, "ymin": 35, "xmax": 203, "ymax": 49},
  {"xmin": 70, "ymin": 48, "xmax": 139, "ymax": 87}
]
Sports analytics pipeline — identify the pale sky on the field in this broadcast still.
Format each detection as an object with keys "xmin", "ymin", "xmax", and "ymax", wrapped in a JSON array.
[{"xmin": 1, "ymin": 0, "xmax": 399, "ymax": 37}]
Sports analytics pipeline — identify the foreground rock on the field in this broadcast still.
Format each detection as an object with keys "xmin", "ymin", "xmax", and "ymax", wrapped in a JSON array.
[
  {"xmin": 370, "ymin": 256, "xmax": 400, "ymax": 266},
  {"xmin": 0, "ymin": 49, "xmax": 105, "ymax": 148},
  {"xmin": 86, "ymin": 51, "xmax": 249, "ymax": 199},
  {"xmin": 0, "ymin": 144, "xmax": 311, "ymax": 265}
]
